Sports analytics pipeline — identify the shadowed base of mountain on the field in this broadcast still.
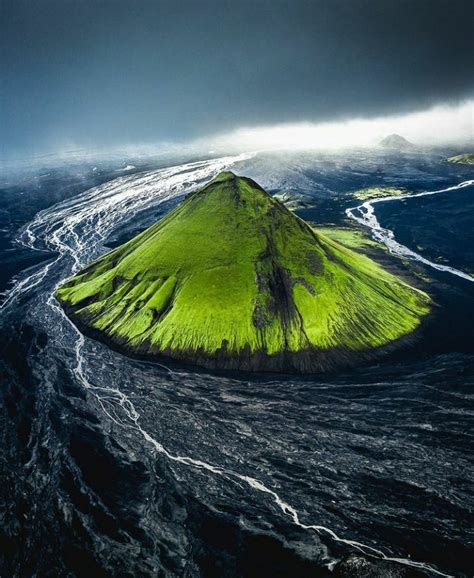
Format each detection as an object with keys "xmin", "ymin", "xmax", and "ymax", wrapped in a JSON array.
[{"xmin": 61, "ymin": 300, "xmax": 421, "ymax": 373}]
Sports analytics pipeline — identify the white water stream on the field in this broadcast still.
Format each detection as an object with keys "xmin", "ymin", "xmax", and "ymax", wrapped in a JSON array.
[{"xmin": 346, "ymin": 180, "xmax": 474, "ymax": 283}]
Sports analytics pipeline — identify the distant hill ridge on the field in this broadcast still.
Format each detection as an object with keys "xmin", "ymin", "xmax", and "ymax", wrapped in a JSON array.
[
  {"xmin": 380, "ymin": 134, "xmax": 416, "ymax": 150},
  {"xmin": 447, "ymin": 153, "xmax": 474, "ymax": 165}
]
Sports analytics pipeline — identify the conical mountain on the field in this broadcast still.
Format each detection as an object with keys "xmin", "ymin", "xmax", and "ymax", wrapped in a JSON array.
[
  {"xmin": 380, "ymin": 134, "xmax": 416, "ymax": 151},
  {"xmin": 56, "ymin": 172, "xmax": 430, "ymax": 372}
]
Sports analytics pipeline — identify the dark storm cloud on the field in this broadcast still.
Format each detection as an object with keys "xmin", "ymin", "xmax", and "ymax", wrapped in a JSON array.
[{"xmin": 1, "ymin": 0, "xmax": 473, "ymax": 158}]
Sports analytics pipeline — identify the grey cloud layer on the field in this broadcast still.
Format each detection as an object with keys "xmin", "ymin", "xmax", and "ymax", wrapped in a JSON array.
[{"xmin": 1, "ymin": 0, "xmax": 473, "ymax": 158}]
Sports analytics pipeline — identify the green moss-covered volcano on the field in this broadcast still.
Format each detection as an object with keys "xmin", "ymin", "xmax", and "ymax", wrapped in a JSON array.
[{"xmin": 56, "ymin": 172, "xmax": 430, "ymax": 372}]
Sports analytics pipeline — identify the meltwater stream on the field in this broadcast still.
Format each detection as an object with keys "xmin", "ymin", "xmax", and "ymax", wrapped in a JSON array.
[
  {"xmin": 346, "ymin": 180, "xmax": 474, "ymax": 283},
  {"xmin": 2, "ymin": 155, "xmax": 472, "ymax": 577}
]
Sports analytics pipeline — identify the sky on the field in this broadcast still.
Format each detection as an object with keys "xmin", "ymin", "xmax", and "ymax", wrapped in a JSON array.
[{"xmin": 1, "ymin": 0, "xmax": 473, "ymax": 159}]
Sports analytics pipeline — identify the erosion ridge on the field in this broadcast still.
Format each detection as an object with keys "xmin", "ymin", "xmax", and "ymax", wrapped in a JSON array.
[{"xmin": 56, "ymin": 171, "xmax": 430, "ymax": 373}]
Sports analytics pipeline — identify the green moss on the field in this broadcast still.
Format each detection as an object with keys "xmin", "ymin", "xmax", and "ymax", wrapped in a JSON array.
[
  {"xmin": 447, "ymin": 153, "xmax": 474, "ymax": 165},
  {"xmin": 56, "ymin": 172, "xmax": 430, "ymax": 371},
  {"xmin": 315, "ymin": 226, "xmax": 382, "ymax": 251},
  {"xmin": 353, "ymin": 186, "xmax": 408, "ymax": 201}
]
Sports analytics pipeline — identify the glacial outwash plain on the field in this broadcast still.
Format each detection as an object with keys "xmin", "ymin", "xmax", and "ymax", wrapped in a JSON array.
[{"xmin": 56, "ymin": 172, "xmax": 431, "ymax": 372}]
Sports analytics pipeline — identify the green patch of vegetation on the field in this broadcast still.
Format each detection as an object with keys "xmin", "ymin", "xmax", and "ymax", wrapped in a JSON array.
[
  {"xmin": 412, "ymin": 270, "xmax": 432, "ymax": 284},
  {"xmin": 447, "ymin": 153, "xmax": 474, "ymax": 165},
  {"xmin": 56, "ymin": 171, "xmax": 430, "ymax": 372},
  {"xmin": 315, "ymin": 226, "xmax": 381, "ymax": 251},
  {"xmin": 353, "ymin": 186, "xmax": 408, "ymax": 201}
]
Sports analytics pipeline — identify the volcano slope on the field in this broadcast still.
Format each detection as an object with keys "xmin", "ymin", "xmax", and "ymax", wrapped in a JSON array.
[{"xmin": 56, "ymin": 172, "xmax": 430, "ymax": 372}]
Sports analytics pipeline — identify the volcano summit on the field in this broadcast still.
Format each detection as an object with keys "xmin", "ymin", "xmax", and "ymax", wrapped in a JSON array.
[{"xmin": 56, "ymin": 172, "xmax": 430, "ymax": 372}]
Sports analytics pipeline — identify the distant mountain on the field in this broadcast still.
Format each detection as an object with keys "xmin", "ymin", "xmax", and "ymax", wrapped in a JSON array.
[
  {"xmin": 56, "ymin": 172, "xmax": 430, "ymax": 373},
  {"xmin": 380, "ymin": 134, "xmax": 416, "ymax": 151},
  {"xmin": 447, "ymin": 153, "xmax": 474, "ymax": 165}
]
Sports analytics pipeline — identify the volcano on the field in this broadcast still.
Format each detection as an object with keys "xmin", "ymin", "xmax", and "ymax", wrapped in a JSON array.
[
  {"xmin": 380, "ymin": 134, "xmax": 416, "ymax": 151},
  {"xmin": 56, "ymin": 171, "xmax": 430, "ymax": 372}
]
